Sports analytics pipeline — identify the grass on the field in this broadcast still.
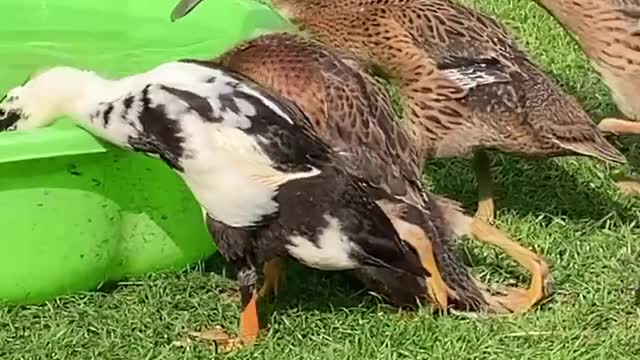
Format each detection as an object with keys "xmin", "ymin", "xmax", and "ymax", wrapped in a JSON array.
[{"xmin": 2, "ymin": 0, "xmax": 640, "ymax": 359}]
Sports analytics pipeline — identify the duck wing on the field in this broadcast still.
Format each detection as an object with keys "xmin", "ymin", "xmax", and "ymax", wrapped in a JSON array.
[
  {"xmin": 388, "ymin": 0, "xmax": 518, "ymax": 89},
  {"xmin": 385, "ymin": 0, "xmax": 625, "ymax": 162},
  {"xmin": 216, "ymin": 33, "xmax": 428, "ymax": 206}
]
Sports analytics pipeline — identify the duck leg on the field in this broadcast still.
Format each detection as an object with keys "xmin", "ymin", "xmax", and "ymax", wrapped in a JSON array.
[
  {"xmin": 237, "ymin": 266, "xmax": 260, "ymax": 345},
  {"xmin": 472, "ymin": 150, "xmax": 496, "ymax": 224},
  {"xmin": 259, "ymin": 257, "xmax": 287, "ymax": 298},
  {"xmin": 187, "ymin": 215, "xmax": 262, "ymax": 351},
  {"xmin": 186, "ymin": 263, "xmax": 260, "ymax": 352},
  {"xmin": 470, "ymin": 219, "xmax": 550, "ymax": 313},
  {"xmin": 598, "ymin": 118, "xmax": 640, "ymax": 135}
]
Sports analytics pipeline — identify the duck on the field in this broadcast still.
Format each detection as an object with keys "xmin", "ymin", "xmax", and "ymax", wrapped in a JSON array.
[
  {"xmin": 0, "ymin": 61, "xmax": 430, "ymax": 350},
  {"xmin": 212, "ymin": 33, "xmax": 550, "ymax": 315},
  {"xmin": 170, "ymin": 0, "xmax": 628, "ymax": 222},
  {"xmin": 530, "ymin": 0, "xmax": 640, "ymax": 195}
]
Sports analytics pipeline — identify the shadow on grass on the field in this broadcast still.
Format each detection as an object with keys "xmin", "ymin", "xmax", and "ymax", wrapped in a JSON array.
[
  {"xmin": 185, "ymin": 150, "xmax": 640, "ymax": 319},
  {"xmin": 611, "ymin": 135, "xmax": 640, "ymax": 170},
  {"xmin": 204, "ymin": 252, "xmax": 364, "ymax": 302},
  {"xmin": 201, "ymin": 252, "xmax": 423, "ymax": 319},
  {"xmin": 83, "ymin": 147, "xmax": 639, "ymax": 323},
  {"xmin": 427, "ymin": 152, "xmax": 639, "ymax": 225}
]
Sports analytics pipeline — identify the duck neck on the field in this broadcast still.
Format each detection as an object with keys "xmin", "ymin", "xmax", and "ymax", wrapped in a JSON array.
[
  {"xmin": 269, "ymin": 0, "xmax": 444, "ymax": 159},
  {"xmin": 271, "ymin": 0, "xmax": 358, "ymax": 30},
  {"xmin": 396, "ymin": 87, "xmax": 438, "ymax": 160},
  {"xmin": 270, "ymin": 0, "xmax": 310, "ymax": 23},
  {"xmin": 60, "ymin": 72, "xmax": 109, "ymax": 117},
  {"xmin": 52, "ymin": 69, "xmax": 139, "ymax": 148}
]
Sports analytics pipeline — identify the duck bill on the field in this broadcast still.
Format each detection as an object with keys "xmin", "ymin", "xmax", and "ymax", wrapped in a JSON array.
[{"xmin": 170, "ymin": 0, "xmax": 205, "ymax": 22}]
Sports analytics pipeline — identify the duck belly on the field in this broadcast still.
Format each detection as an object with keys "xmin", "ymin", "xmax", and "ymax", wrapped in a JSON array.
[{"xmin": 593, "ymin": 62, "xmax": 640, "ymax": 121}]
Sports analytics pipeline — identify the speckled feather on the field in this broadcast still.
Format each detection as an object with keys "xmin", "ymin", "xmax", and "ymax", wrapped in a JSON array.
[
  {"xmin": 164, "ymin": 62, "xmax": 428, "ymax": 277},
  {"xmin": 535, "ymin": 0, "xmax": 640, "ymax": 120},
  {"xmin": 0, "ymin": 61, "xmax": 429, "ymax": 284},
  {"xmin": 215, "ymin": 33, "xmax": 489, "ymax": 310},
  {"xmin": 216, "ymin": 33, "xmax": 424, "ymax": 205},
  {"xmin": 267, "ymin": 0, "xmax": 626, "ymax": 163}
]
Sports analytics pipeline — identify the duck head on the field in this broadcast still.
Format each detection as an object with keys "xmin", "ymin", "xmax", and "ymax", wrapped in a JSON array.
[{"xmin": 0, "ymin": 67, "xmax": 96, "ymax": 133}]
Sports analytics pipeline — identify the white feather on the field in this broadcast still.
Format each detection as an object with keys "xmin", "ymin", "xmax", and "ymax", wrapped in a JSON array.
[
  {"xmin": 2, "ymin": 61, "xmax": 321, "ymax": 228},
  {"xmin": 440, "ymin": 66, "xmax": 506, "ymax": 90},
  {"xmin": 139, "ymin": 69, "xmax": 320, "ymax": 227},
  {"xmin": 286, "ymin": 215, "xmax": 358, "ymax": 270},
  {"xmin": 177, "ymin": 122, "xmax": 312, "ymax": 227}
]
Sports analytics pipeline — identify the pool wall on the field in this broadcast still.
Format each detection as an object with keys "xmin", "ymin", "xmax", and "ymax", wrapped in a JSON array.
[{"xmin": 0, "ymin": 0, "xmax": 289, "ymax": 303}]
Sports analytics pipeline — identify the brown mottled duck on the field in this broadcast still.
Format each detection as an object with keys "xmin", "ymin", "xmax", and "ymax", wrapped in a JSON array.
[
  {"xmin": 173, "ymin": 0, "xmax": 628, "ymax": 222},
  {"xmin": 531, "ymin": 0, "xmax": 640, "ymax": 194},
  {"xmin": 217, "ymin": 33, "xmax": 551, "ymax": 314},
  {"xmin": 175, "ymin": 32, "xmax": 551, "ymax": 327},
  {"xmin": 0, "ymin": 61, "xmax": 427, "ymax": 351}
]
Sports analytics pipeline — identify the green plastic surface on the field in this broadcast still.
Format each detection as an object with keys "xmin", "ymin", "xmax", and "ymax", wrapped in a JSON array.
[{"xmin": 0, "ymin": 0, "xmax": 289, "ymax": 303}]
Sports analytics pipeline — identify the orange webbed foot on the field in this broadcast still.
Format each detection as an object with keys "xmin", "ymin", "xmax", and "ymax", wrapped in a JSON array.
[
  {"xmin": 176, "ymin": 290, "xmax": 261, "ymax": 352},
  {"xmin": 470, "ymin": 219, "xmax": 551, "ymax": 314}
]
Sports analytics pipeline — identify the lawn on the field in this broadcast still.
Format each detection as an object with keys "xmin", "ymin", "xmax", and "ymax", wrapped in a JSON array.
[{"xmin": 2, "ymin": 0, "xmax": 640, "ymax": 359}]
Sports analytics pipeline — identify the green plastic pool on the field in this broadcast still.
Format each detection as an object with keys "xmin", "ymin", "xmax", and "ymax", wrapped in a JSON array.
[{"xmin": 0, "ymin": 0, "xmax": 289, "ymax": 304}]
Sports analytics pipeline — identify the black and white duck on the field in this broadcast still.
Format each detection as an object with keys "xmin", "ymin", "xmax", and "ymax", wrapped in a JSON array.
[
  {"xmin": 213, "ymin": 33, "xmax": 551, "ymax": 314},
  {"xmin": 0, "ymin": 61, "xmax": 428, "ymax": 349}
]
